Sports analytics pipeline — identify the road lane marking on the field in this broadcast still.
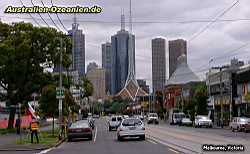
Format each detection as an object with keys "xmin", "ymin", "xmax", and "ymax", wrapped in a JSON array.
[
  {"xmin": 169, "ymin": 148, "xmax": 180, "ymax": 154},
  {"xmin": 146, "ymin": 135, "xmax": 201, "ymax": 154},
  {"xmin": 36, "ymin": 147, "xmax": 54, "ymax": 154},
  {"xmin": 147, "ymin": 139, "xmax": 157, "ymax": 144},
  {"xmin": 94, "ymin": 126, "xmax": 98, "ymax": 142}
]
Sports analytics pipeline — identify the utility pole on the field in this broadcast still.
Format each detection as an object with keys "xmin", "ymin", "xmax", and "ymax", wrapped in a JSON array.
[
  {"xmin": 59, "ymin": 38, "xmax": 63, "ymax": 135},
  {"xmin": 219, "ymin": 67, "xmax": 223, "ymax": 128},
  {"xmin": 149, "ymin": 94, "xmax": 151, "ymax": 113}
]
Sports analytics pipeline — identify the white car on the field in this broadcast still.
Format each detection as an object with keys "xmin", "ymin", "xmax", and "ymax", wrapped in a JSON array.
[
  {"xmin": 180, "ymin": 116, "xmax": 192, "ymax": 126},
  {"xmin": 117, "ymin": 118, "xmax": 145, "ymax": 141},
  {"xmin": 123, "ymin": 115, "xmax": 129, "ymax": 119},
  {"xmin": 147, "ymin": 113, "xmax": 159, "ymax": 124},
  {"xmin": 108, "ymin": 116, "xmax": 123, "ymax": 131},
  {"xmin": 230, "ymin": 117, "xmax": 250, "ymax": 132},
  {"xmin": 195, "ymin": 115, "xmax": 212, "ymax": 128}
]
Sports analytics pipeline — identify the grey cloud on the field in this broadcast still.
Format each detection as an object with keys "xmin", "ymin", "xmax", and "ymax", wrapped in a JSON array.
[{"xmin": 1, "ymin": 0, "xmax": 250, "ymax": 87}]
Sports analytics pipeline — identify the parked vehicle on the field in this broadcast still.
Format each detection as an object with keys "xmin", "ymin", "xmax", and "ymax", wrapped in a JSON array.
[
  {"xmin": 117, "ymin": 118, "xmax": 145, "ymax": 141},
  {"xmin": 108, "ymin": 116, "xmax": 123, "ymax": 131},
  {"xmin": 67, "ymin": 120, "xmax": 93, "ymax": 141},
  {"xmin": 180, "ymin": 115, "xmax": 192, "ymax": 126},
  {"xmin": 93, "ymin": 114, "xmax": 100, "ymax": 119},
  {"xmin": 147, "ymin": 113, "xmax": 159, "ymax": 124},
  {"xmin": 194, "ymin": 115, "xmax": 212, "ymax": 128},
  {"xmin": 170, "ymin": 112, "xmax": 185, "ymax": 125},
  {"xmin": 243, "ymin": 120, "xmax": 250, "ymax": 133},
  {"xmin": 229, "ymin": 117, "xmax": 250, "ymax": 132},
  {"xmin": 123, "ymin": 115, "xmax": 129, "ymax": 119}
]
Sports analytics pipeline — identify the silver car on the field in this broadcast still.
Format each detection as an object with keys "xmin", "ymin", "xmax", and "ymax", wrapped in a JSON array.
[
  {"xmin": 194, "ymin": 115, "xmax": 212, "ymax": 128},
  {"xmin": 180, "ymin": 116, "xmax": 192, "ymax": 126},
  {"xmin": 117, "ymin": 118, "xmax": 145, "ymax": 141},
  {"xmin": 230, "ymin": 117, "xmax": 250, "ymax": 132},
  {"xmin": 108, "ymin": 116, "xmax": 123, "ymax": 131}
]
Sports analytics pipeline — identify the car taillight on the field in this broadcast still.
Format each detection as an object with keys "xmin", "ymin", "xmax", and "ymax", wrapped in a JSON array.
[{"xmin": 83, "ymin": 128, "xmax": 92, "ymax": 132}]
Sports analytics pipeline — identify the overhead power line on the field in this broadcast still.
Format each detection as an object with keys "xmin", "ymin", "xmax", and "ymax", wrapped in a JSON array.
[
  {"xmin": 51, "ymin": 0, "xmax": 68, "ymax": 32},
  {"xmin": 19, "ymin": 0, "xmax": 41, "ymax": 27},
  {"xmin": 31, "ymin": 0, "xmax": 50, "ymax": 27},
  {"xmin": 212, "ymin": 41, "xmax": 250, "ymax": 61},
  {"xmin": 188, "ymin": 0, "xmax": 239, "ymax": 42},
  {"xmin": 41, "ymin": 0, "xmax": 61, "ymax": 30},
  {"xmin": 3, "ymin": 15, "xmax": 250, "ymax": 24}
]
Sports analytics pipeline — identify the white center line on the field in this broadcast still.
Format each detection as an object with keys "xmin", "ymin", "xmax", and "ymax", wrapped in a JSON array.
[
  {"xmin": 94, "ymin": 126, "xmax": 98, "ymax": 142},
  {"xmin": 169, "ymin": 148, "xmax": 180, "ymax": 154}
]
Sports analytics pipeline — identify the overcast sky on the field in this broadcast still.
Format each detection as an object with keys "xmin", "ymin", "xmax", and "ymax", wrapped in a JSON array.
[{"xmin": 1, "ymin": 0, "xmax": 250, "ymax": 88}]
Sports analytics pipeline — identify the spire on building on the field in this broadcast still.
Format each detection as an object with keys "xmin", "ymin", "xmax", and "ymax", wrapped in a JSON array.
[
  {"xmin": 72, "ymin": 14, "xmax": 79, "ymax": 30},
  {"xmin": 121, "ymin": 10, "xmax": 125, "ymax": 31},
  {"xmin": 117, "ymin": 0, "xmax": 148, "ymax": 101}
]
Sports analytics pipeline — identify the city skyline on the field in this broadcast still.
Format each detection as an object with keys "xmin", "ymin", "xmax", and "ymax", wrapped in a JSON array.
[{"xmin": 1, "ymin": 0, "xmax": 250, "ymax": 89}]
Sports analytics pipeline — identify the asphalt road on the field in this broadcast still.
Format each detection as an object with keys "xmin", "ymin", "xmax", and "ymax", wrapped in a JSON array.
[
  {"xmin": 146, "ymin": 122, "xmax": 250, "ymax": 154},
  {"xmin": 37, "ymin": 118, "xmax": 178, "ymax": 154}
]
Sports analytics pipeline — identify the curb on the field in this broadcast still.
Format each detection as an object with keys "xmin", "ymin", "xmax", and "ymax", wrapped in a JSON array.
[{"xmin": 0, "ymin": 139, "xmax": 65, "ymax": 152}]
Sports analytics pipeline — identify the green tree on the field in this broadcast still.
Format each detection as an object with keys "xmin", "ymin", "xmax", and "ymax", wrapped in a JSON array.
[
  {"xmin": 39, "ymin": 85, "xmax": 79, "ymax": 135},
  {"xmin": 82, "ymin": 77, "xmax": 94, "ymax": 113},
  {"xmin": 194, "ymin": 83, "xmax": 208, "ymax": 115},
  {"xmin": 0, "ymin": 22, "xmax": 71, "ymax": 128},
  {"xmin": 39, "ymin": 85, "xmax": 57, "ymax": 135}
]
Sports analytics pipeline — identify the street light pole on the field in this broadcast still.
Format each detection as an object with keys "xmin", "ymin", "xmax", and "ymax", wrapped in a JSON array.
[{"xmin": 59, "ymin": 38, "xmax": 63, "ymax": 135}]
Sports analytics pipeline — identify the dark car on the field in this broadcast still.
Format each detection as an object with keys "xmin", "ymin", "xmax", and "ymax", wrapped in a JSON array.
[{"xmin": 67, "ymin": 120, "xmax": 93, "ymax": 141}]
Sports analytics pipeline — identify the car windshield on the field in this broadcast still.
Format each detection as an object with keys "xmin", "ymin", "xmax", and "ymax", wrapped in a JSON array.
[
  {"xmin": 175, "ymin": 114, "xmax": 185, "ymax": 118},
  {"xmin": 117, "ymin": 117, "xmax": 122, "ymax": 121},
  {"xmin": 111, "ymin": 117, "xmax": 117, "ymax": 121},
  {"xmin": 239, "ymin": 118, "xmax": 249, "ymax": 122},
  {"xmin": 70, "ymin": 122, "xmax": 89, "ymax": 129},
  {"xmin": 122, "ymin": 119, "xmax": 142, "ymax": 126},
  {"xmin": 197, "ymin": 116, "xmax": 208, "ymax": 120},
  {"xmin": 149, "ymin": 113, "xmax": 157, "ymax": 117}
]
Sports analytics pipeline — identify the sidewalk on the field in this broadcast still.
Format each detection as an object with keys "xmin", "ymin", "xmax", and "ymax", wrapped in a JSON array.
[{"xmin": 0, "ymin": 124, "xmax": 59, "ymax": 151}]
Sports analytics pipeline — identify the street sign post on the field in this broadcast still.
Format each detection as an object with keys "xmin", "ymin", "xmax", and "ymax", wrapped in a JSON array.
[{"xmin": 56, "ymin": 87, "xmax": 65, "ymax": 99}]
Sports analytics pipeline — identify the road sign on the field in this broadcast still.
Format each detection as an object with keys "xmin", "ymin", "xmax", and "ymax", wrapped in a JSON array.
[{"xmin": 56, "ymin": 87, "xmax": 65, "ymax": 99}]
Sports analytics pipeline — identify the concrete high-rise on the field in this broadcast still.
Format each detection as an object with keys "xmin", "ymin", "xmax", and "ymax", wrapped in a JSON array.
[
  {"xmin": 68, "ymin": 17, "xmax": 85, "ymax": 77},
  {"xmin": 110, "ymin": 14, "xmax": 135, "ymax": 95},
  {"xmin": 169, "ymin": 39, "xmax": 187, "ymax": 78},
  {"xmin": 87, "ymin": 62, "xmax": 98, "ymax": 73},
  {"xmin": 152, "ymin": 38, "xmax": 166, "ymax": 92},
  {"xmin": 102, "ymin": 42, "xmax": 112, "ymax": 94},
  {"xmin": 86, "ymin": 68, "xmax": 106, "ymax": 100}
]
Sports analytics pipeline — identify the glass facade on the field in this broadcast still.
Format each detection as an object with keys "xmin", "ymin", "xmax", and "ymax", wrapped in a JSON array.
[{"xmin": 111, "ymin": 30, "xmax": 135, "ymax": 95}]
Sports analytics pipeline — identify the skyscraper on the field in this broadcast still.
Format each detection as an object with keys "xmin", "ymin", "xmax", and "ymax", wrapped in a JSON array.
[
  {"xmin": 86, "ymin": 68, "xmax": 106, "ymax": 100},
  {"xmin": 68, "ymin": 17, "xmax": 85, "ymax": 77},
  {"xmin": 169, "ymin": 39, "xmax": 187, "ymax": 78},
  {"xmin": 87, "ymin": 62, "xmax": 98, "ymax": 73},
  {"xmin": 152, "ymin": 38, "xmax": 166, "ymax": 92},
  {"xmin": 110, "ymin": 14, "xmax": 135, "ymax": 95},
  {"xmin": 102, "ymin": 42, "xmax": 112, "ymax": 94}
]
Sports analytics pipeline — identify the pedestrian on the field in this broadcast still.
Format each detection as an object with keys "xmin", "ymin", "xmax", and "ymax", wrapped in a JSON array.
[
  {"xmin": 30, "ymin": 117, "xmax": 39, "ymax": 143},
  {"xmin": 15, "ymin": 115, "xmax": 21, "ymax": 134}
]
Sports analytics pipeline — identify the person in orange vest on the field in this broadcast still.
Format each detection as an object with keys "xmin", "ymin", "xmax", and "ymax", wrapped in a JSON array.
[{"xmin": 30, "ymin": 117, "xmax": 39, "ymax": 143}]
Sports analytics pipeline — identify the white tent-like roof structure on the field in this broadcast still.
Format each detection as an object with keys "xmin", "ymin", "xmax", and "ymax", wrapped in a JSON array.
[{"xmin": 167, "ymin": 54, "xmax": 200, "ymax": 86}]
